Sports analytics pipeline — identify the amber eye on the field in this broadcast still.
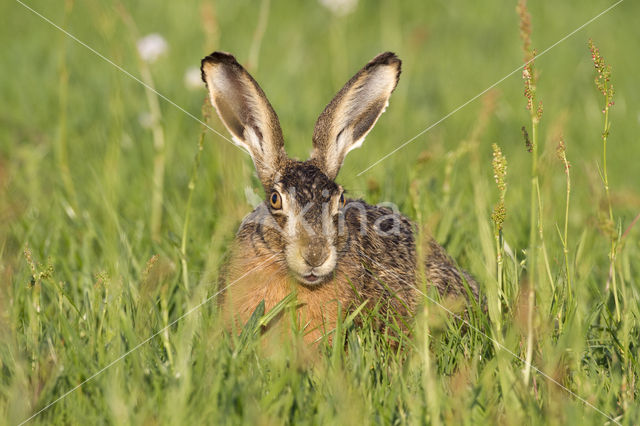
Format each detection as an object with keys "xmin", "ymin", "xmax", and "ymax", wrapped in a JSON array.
[
  {"xmin": 339, "ymin": 193, "xmax": 345, "ymax": 208},
  {"xmin": 270, "ymin": 191, "xmax": 282, "ymax": 209}
]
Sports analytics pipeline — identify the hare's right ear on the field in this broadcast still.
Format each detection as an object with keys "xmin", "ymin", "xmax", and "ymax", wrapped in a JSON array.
[
  {"xmin": 201, "ymin": 51, "xmax": 287, "ymax": 189},
  {"xmin": 311, "ymin": 52, "xmax": 401, "ymax": 179}
]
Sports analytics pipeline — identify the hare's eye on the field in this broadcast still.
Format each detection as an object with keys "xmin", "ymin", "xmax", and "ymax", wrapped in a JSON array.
[
  {"xmin": 270, "ymin": 191, "xmax": 282, "ymax": 209},
  {"xmin": 339, "ymin": 193, "xmax": 345, "ymax": 208}
]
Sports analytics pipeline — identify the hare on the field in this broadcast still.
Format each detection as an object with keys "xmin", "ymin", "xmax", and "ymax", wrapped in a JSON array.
[{"xmin": 201, "ymin": 51, "xmax": 478, "ymax": 343}]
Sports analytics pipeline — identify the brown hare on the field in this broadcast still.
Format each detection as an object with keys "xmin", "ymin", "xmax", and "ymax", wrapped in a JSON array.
[{"xmin": 201, "ymin": 51, "xmax": 478, "ymax": 344}]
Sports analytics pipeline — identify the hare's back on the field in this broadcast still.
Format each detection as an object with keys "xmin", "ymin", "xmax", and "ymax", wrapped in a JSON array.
[
  {"xmin": 344, "ymin": 201, "xmax": 478, "ymax": 300},
  {"xmin": 344, "ymin": 201, "xmax": 417, "ymax": 271}
]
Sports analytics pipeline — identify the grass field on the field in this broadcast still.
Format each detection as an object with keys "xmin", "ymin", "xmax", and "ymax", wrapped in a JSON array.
[{"xmin": 1, "ymin": 0, "xmax": 639, "ymax": 424}]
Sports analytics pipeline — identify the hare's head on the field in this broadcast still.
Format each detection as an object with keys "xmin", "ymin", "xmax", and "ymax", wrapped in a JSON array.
[{"xmin": 201, "ymin": 52, "xmax": 400, "ymax": 285}]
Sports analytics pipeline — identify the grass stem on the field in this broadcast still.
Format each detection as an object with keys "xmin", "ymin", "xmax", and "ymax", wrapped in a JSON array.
[
  {"xmin": 602, "ymin": 105, "xmax": 620, "ymax": 321},
  {"xmin": 118, "ymin": 3, "xmax": 167, "ymax": 243},
  {"xmin": 247, "ymin": 0, "xmax": 271, "ymax": 72},
  {"xmin": 180, "ymin": 106, "xmax": 207, "ymax": 292},
  {"xmin": 55, "ymin": 0, "xmax": 78, "ymax": 215},
  {"xmin": 140, "ymin": 63, "xmax": 167, "ymax": 243},
  {"xmin": 523, "ymin": 117, "xmax": 538, "ymax": 387},
  {"xmin": 590, "ymin": 39, "xmax": 620, "ymax": 321},
  {"xmin": 557, "ymin": 139, "xmax": 573, "ymax": 306}
]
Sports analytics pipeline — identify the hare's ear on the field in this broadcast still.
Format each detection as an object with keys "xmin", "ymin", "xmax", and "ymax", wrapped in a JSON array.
[
  {"xmin": 311, "ymin": 52, "xmax": 401, "ymax": 179},
  {"xmin": 201, "ymin": 51, "xmax": 287, "ymax": 189}
]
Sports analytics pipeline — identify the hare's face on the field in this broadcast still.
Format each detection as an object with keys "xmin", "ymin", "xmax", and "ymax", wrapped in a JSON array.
[
  {"xmin": 202, "ymin": 51, "xmax": 400, "ymax": 284},
  {"xmin": 268, "ymin": 162, "xmax": 346, "ymax": 285}
]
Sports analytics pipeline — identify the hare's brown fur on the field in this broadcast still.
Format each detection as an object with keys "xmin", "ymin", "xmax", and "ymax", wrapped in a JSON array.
[
  {"xmin": 221, "ymin": 166, "xmax": 477, "ymax": 343},
  {"xmin": 202, "ymin": 51, "xmax": 478, "ymax": 344}
]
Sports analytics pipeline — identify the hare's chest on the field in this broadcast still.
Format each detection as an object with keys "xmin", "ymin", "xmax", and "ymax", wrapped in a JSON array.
[{"xmin": 221, "ymin": 252, "xmax": 346, "ymax": 342}]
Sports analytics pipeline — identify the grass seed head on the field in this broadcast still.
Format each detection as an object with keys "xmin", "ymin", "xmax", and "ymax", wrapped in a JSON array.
[
  {"xmin": 516, "ymin": 0, "xmax": 533, "ymax": 61},
  {"xmin": 521, "ymin": 126, "xmax": 532, "ymax": 153},
  {"xmin": 523, "ymin": 62, "xmax": 535, "ymax": 111},
  {"xmin": 589, "ymin": 39, "xmax": 615, "ymax": 106},
  {"xmin": 492, "ymin": 144, "xmax": 507, "ymax": 194},
  {"xmin": 491, "ymin": 143, "xmax": 508, "ymax": 230},
  {"xmin": 556, "ymin": 137, "xmax": 571, "ymax": 174}
]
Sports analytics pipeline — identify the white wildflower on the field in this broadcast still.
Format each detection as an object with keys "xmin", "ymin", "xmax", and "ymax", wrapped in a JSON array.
[
  {"xmin": 319, "ymin": 0, "xmax": 358, "ymax": 16},
  {"xmin": 121, "ymin": 132, "xmax": 133, "ymax": 149},
  {"xmin": 137, "ymin": 33, "xmax": 168, "ymax": 63},
  {"xmin": 184, "ymin": 66, "xmax": 202, "ymax": 90},
  {"xmin": 138, "ymin": 112, "xmax": 154, "ymax": 129}
]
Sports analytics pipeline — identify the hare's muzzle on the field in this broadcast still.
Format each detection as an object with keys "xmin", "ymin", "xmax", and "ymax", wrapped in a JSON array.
[{"xmin": 301, "ymin": 236, "xmax": 329, "ymax": 267}]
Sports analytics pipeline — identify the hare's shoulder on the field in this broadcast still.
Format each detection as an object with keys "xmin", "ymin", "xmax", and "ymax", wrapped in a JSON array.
[
  {"xmin": 237, "ymin": 203, "xmax": 269, "ymax": 228},
  {"xmin": 235, "ymin": 203, "xmax": 277, "ymax": 241}
]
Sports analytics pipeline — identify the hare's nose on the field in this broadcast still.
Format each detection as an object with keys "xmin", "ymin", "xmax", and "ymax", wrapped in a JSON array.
[{"xmin": 302, "ymin": 237, "xmax": 329, "ymax": 267}]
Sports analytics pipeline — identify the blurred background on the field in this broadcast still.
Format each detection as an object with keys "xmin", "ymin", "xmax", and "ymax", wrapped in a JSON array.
[{"xmin": 0, "ymin": 0, "xmax": 639, "ymax": 422}]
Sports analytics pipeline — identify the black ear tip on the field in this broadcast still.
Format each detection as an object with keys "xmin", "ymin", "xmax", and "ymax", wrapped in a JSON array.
[
  {"xmin": 202, "ymin": 51, "xmax": 237, "ymax": 65},
  {"xmin": 200, "ymin": 51, "xmax": 240, "ymax": 82},
  {"xmin": 365, "ymin": 52, "xmax": 402, "ymax": 82},
  {"xmin": 370, "ymin": 51, "xmax": 401, "ymax": 67},
  {"xmin": 364, "ymin": 52, "xmax": 401, "ymax": 86}
]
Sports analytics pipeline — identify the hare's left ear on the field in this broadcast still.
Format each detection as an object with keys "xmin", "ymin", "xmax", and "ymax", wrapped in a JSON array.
[{"xmin": 310, "ymin": 52, "xmax": 401, "ymax": 179}]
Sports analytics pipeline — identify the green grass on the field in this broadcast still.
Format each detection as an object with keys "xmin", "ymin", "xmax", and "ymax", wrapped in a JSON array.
[{"xmin": 1, "ymin": 0, "xmax": 639, "ymax": 424}]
